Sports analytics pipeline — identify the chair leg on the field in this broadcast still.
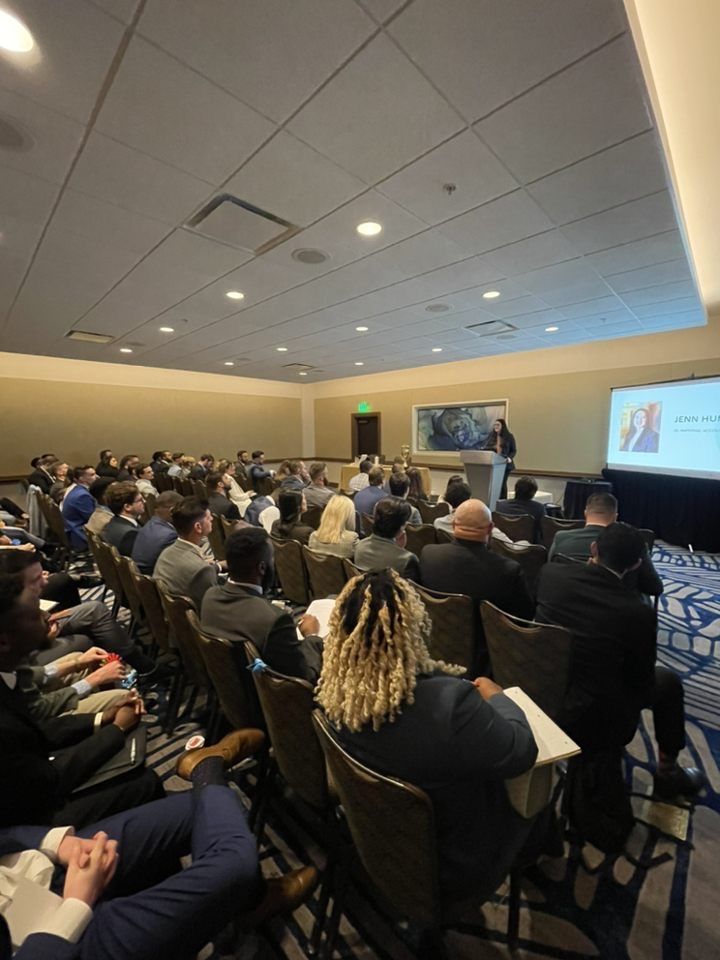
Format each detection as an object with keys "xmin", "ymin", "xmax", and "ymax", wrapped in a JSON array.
[
  {"xmin": 507, "ymin": 868, "xmax": 521, "ymax": 953},
  {"xmin": 163, "ymin": 673, "xmax": 185, "ymax": 735},
  {"xmin": 319, "ymin": 858, "xmax": 350, "ymax": 960},
  {"xmin": 250, "ymin": 759, "xmax": 277, "ymax": 841}
]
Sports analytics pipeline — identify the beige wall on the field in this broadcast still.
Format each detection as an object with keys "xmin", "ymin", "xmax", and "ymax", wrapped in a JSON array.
[
  {"xmin": 0, "ymin": 353, "xmax": 303, "ymax": 475},
  {"xmin": 311, "ymin": 316, "xmax": 720, "ymax": 475}
]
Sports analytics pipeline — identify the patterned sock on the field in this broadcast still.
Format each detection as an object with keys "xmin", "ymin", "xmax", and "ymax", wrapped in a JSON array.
[{"xmin": 191, "ymin": 756, "xmax": 225, "ymax": 788}]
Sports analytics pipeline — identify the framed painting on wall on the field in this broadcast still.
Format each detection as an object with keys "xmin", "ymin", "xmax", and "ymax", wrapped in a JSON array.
[{"xmin": 413, "ymin": 400, "xmax": 508, "ymax": 453}]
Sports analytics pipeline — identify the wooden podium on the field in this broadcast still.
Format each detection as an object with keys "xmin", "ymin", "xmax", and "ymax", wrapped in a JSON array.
[{"xmin": 460, "ymin": 451, "xmax": 507, "ymax": 509}]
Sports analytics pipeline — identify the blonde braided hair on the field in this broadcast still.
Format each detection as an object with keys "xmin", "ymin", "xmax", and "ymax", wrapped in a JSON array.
[{"xmin": 316, "ymin": 569, "xmax": 465, "ymax": 732}]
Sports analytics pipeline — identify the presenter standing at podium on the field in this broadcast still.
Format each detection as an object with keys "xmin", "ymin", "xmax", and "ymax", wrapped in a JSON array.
[{"xmin": 484, "ymin": 418, "xmax": 516, "ymax": 499}]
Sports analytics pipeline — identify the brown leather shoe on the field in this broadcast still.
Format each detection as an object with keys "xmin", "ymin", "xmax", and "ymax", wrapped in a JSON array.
[
  {"xmin": 240, "ymin": 866, "xmax": 319, "ymax": 928},
  {"xmin": 176, "ymin": 728, "xmax": 265, "ymax": 781}
]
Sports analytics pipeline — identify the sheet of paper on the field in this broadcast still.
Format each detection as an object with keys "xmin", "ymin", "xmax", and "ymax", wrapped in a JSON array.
[
  {"xmin": 296, "ymin": 597, "xmax": 336, "ymax": 640},
  {"xmin": 39, "ymin": 599, "xmax": 58, "ymax": 612},
  {"xmin": 502, "ymin": 686, "xmax": 581, "ymax": 766}
]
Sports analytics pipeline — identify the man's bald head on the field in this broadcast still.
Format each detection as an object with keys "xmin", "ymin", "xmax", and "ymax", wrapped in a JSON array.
[{"xmin": 451, "ymin": 499, "xmax": 493, "ymax": 542}]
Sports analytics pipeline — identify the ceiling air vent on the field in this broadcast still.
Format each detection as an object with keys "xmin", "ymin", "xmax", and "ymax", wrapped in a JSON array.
[
  {"xmin": 282, "ymin": 363, "xmax": 314, "ymax": 371},
  {"xmin": 292, "ymin": 248, "xmax": 329, "ymax": 265},
  {"xmin": 464, "ymin": 319, "xmax": 517, "ymax": 337},
  {"xmin": 65, "ymin": 330, "xmax": 114, "ymax": 344},
  {"xmin": 186, "ymin": 194, "xmax": 299, "ymax": 254}
]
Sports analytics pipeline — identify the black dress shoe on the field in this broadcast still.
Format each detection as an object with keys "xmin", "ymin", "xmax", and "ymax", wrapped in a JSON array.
[{"xmin": 653, "ymin": 765, "xmax": 707, "ymax": 800}]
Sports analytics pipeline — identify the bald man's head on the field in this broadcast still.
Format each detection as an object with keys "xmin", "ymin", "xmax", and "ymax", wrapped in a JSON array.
[{"xmin": 451, "ymin": 499, "xmax": 493, "ymax": 542}]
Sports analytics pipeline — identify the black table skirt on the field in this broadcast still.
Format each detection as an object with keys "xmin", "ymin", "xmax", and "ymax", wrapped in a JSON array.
[
  {"xmin": 563, "ymin": 479, "xmax": 613, "ymax": 520},
  {"xmin": 602, "ymin": 469, "xmax": 720, "ymax": 552}
]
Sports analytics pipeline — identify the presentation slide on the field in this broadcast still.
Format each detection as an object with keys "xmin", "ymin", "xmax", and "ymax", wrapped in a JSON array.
[{"xmin": 606, "ymin": 376, "xmax": 720, "ymax": 480}]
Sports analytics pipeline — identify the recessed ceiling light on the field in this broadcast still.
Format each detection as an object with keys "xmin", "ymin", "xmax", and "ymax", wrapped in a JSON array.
[
  {"xmin": 0, "ymin": 10, "xmax": 34, "ymax": 52},
  {"xmin": 225, "ymin": 290, "xmax": 244, "ymax": 300},
  {"xmin": 299, "ymin": 371, "xmax": 308, "ymax": 376},
  {"xmin": 277, "ymin": 346, "xmax": 288, "ymax": 352},
  {"xmin": 545, "ymin": 325, "xmax": 559, "ymax": 332},
  {"xmin": 355, "ymin": 361, "xmax": 364, "ymax": 366},
  {"xmin": 356, "ymin": 221, "xmax": 382, "ymax": 237},
  {"xmin": 224, "ymin": 361, "xmax": 235, "ymax": 366},
  {"xmin": 432, "ymin": 347, "xmax": 443, "ymax": 353},
  {"xmin": 119, "ymin": 347, "xmax": 133, "ymax": 354},
  {"xmin": 292, "ymin": 248, "xmax": 329, "ymax": 264},
  {"xmin": 159, "ymin": 326, "xmax": 174, "ymax": 333},
  {"xmin": 482, "ymin": 290, "xmax": 501, "ymax": 299},
  {"xmin": 356, "ymin": 325, "xmax": 369, "ymax": 332}
]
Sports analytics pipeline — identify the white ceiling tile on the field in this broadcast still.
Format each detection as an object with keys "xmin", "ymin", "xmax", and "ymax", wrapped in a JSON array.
[
  {"xmin": 371, "ymin": 231, "xmax": 470, "ymax": 277},
  {"xmin": 619, "ymin": 279, "xmax": 698, "ymax": 307},
  {"xmin": 96, "ymin": 37, "xmax": 276, "ymax": 183},
  {"xmin": 139, "ymin": 0, "xmax": 374, "ymax": 123},
  {"xmin": 0, "ymin": 88, "xmax": 84, "ymax": 185},
  {"xmin": 483, "ymin": 231, "xmax": 577, "ymax": 276},
  {"xmin": 604, "ymin": 259, "xmax": 691, "ymax": 293},
  {"xmin": 69, "ymin": 132, "xmax": 214, "ymax": 226},
  {"xmin": 88, "ymin": 0, "xmax": 141, "ymax": 24},
  {"xmin": 0, "ymin": 0, "xmax": 123, "ymax": 123},
  {"xmin": 389, "ymin": 0, "xmax": 625, "ymax": 121},
  {"xmin": 526, "ymin": 132, "xmax": 667, "ymax": 224},
  {"xmin": 576, "ymin": 307, "xmax": 639, "ymax": 326},
  {"xmin": 541, "ymin": 281, "xmax": 617, "ymax": 307},
  {"xmin": 288, "ymin": 33, "xmax": 463, "ymax": 183},
  {"xmin": 584, "ymin": 230, "xmax": 687, "ymax": 275},
  {"xmin": 437, "ymin": 190, "xmax": 554, "ymax": 255},
  {"xmin": 483, "ymin": 295, "xmax": 554, "ymax": 319},
  {"xmin": 414, "ymin": 256, "xmax": 503, "ymax": 296},
  {"xmin": 377, "ymin": 130, "xmax": 519, "ymax": 224},
  {"xmin": 355, "ymin": 0, "xmax": 406, "ymax": 23},
  {"xmin": 639, "ymin": 311, "xmax": 705, "ymax": 330},
  {"xmin": 631, "ymin": 297, "xmax": 703, "ymax": 319},
  {"xmin": 475, "ymin": 37, "xmax": 651, "ymax": 183},
  {"xmin": 0, "ymin": 165, "xmax": 59, "ymax": 261},
  {"xmin": 51, "ymin": 189, "xmax": 170, "ymax": 257},
  {"xmin": 506, "ymin": 308, "xmax": 565, "ymax": 330},
  {"xmin": 558, "ymin": 295, "xmax": 627, "ymax": 319},
  {"xmin": 560, "ymin": 191, "xmax": 677, "ymax": 254},
  {"xmin": 223, "ymin": 131, "xmax": 366, "ymax": 228},
  {"xmin": 590, "ymin": 319, "xmax": 644, "ymax": 338}
]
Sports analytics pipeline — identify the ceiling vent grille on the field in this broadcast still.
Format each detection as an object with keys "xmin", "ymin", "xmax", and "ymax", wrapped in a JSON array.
[
  {"xmin": 65, "ymin": 330, "xmax": 114, "ymax": 344},
  {"xmin": 187, "ymin": 194, "xmax": 299, "ymax": 254},
  {"xmin": 464, "ymin": 319, "xmax": 517, "ymax": 337},
  {"xmin": 282, "ymin": 362, "xmax": 314, "ymax": 371}
]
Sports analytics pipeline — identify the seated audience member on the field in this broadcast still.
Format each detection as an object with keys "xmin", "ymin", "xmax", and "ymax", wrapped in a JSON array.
[
  {"xmin": 278, "ymin": 461, "xmax": 306, "ymax": 493},
  {"xmin": 244, "ymin": 494, "xmax": 275, "ymax": 528},
  {"xmin": 0, "ymin": 496, "xmax": 29, "ymax": 527},
  {"xmin": 235, "ymin": 449, "xmax": 252, "ymax": 488},
  {"xmin": 154, "ymin": 498, "xmax": 220, "ymax": 612},
  {"xmin": 202, "ymin": 528, "xmax": 323, "ymax": 683},
  {"xmin": 206, "ymin": 472, "xmax": 241, "ymax": 521},
  {"xmin": 348, "ymin": 457, "xmax": 371, "ymax": 493},
  {"xmin": 437, "ymin": 474, "xmax": 464, "ymax": 504},
  {"xmin": 354, "ymin": 498, "xmax": 420, "ymax": 580},
  {"xmin": 116, "ymin": 455, "xmax": 140, "ymax": 482},
  {"xmin": 190, "ymin": 454, "xmax": 214, "ymax": 479},
  {"xmin": 85, "ymin": 478, "xmax": 115, "ymax": 537},
  {"xmin": 101, "ymin": 483, "xmax": 144, "ymax": 557},
  {"xmin": 353, "ymin": 465, "xmax": 386, "ymax": 522},
  {"xmin": 48, "ymin": 461, "xmax": 71, "ymax": 504},
  {"xmin": 62, "ymin": 467, "xmax": 97, "ymax": 551},
  {"xmin": 273, "ymin": 460, "xmax": 292, "ymax": 484},
  {"xmin": 316, "ymin": 570, "xmax": 539, "ymax": 900},
  {"xmin": 134, "ymin": 463, "xmax": 158, "ymax": 499},
  {"xmin": 407, "ymin": 466, "xmax": 428, "ymax": 502},
  {"xmin": 96, "ymin": 451, "xmax": 118, "ymax": 479},
  {"xmin": 0, "ymin": 728, "xmax": 317, "ymax": 960},
  {"xmin": 131, "ymin": 490, "xmax": 182, "ymax": 573},
  {"xmin": 303, "ymin": 462, "xmax": 335, "ymax": 509},
  {"xmin": 28, "ymin": 455, "xmax": 57, "ymax": 495},
  {"xmin": 308, "ymin": 495, "xmax": 359, "ymax": 559},
  {"xmin": 421, "ymin": 499, "xmax": 534, "ymax": 668},
  {"xmin": 496, "ymin": 475, "xmax": 546, "ymax": 543},
  {"xmin": 248, "ymin": 451, "xmax": 274, "ymax": 492},
  {"xmin": 217, "ymin": 459, "xmax": 254, "ymax": 516},
  {"xmin": 536, "ymin": 522, "xmax": 703, "ymax": 799},
  {"xmin": 387, "ymin": 472, "xmax": 422, "ymax": 524},
  {"xmin": 180, "ymin": 456, "xmax": 196, "ymax": 478},
  {"xmin": 0, "ymin": 575, "xmax": 163, "ymax": 831},
  {"xmin": 433, "ymin": 480, "xmax": 472, "ymax": 536},
  {"xmin": 548, "ymin": 492, "xmax": 663, "ymax": 598},
  {"xmin": 271, "ymin": 491, "xmax": 313, "ymax": 546},
  {"xmin": 167, "ymin": 452, "xmax": 185, "ymax": 478},
  {"xmin": 150, "ymin": 450, "xmax": 172, "ymax": 475}
]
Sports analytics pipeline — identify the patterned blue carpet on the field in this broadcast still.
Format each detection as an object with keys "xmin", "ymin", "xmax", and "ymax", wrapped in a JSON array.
[{"xmin": 109, "ymin": 542, "xmax": 720, "ymax": 960}]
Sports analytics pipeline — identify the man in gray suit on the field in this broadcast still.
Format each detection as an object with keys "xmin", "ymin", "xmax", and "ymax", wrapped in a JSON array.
[
  {"xmin": 201, "ymin": 528, "xmax": 323, "ymax": 684},
  {"xmin": 154, "ymin": 498, "xmax": 220, "ymax": 612},
  {"xmin": 354, "ymin": 498, "xmax": 420, "ymax": 581}
]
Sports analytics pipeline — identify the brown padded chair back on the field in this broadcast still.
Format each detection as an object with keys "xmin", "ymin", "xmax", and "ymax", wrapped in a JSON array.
[
  {"xmin": 300, "ymin": 505, "xmax": 324, "ymax": 530},
  {"xmin": 143, "ymin": 493, "xmax": 157, "ymax": 518},
  {"xmin": 41, "ymin": 495, "xmax": 71, "ymax": 550},
  {"xmin": 157, "ymin": 587, "xmax": 209, "ymax": 688},
  {"xmin": 132, "ymin": 571, "xmax": 171, "ymax": 653},
  {"xmin": 312, "ymin": 710, "xmax": 441, "ymax": 925},
  {"xmin": 360, "ymin": 513, "xmax": 374, "ymax": 537},
  {"xmin": 342, "ymin": 558, "xmax": 363, "ymax": 581},
  {"xmin": 435, "ymin": 527, "xmax": 455, "ymax": 544},
  {"xmin": 413, "ymin": 584, "xmax": 475, "ymax": 672},
  {"xmin": 190, "ymin": 614, "xmax": 261, "ymax": 730},
  {"xmin": 638, "ymin": 527, "xmax": 655, "ymax": 551},
  {"xmin": 481, "ymin": 601, "xmax": 573, "ymax": 721},
  {"xmin": 417, "ymin": 500, "xmax": 450, "ymax": 524},
  {"xmin": 489, "ymin": 539, "xmax": 547, "ymax": 596},
  {"xmin": 540, "ymin": 515, "xmax": 584, "ymax": 549},
  {"xmin": 87, "ymin": 532, "xmax": 125, "ymax": 605},
  {"xmin": 180, "ymin": 478, "xmax": 194, "ymax": 497},
  {"xmin": 172, "ymin": 477, "xmax": 185, "ymax": 494},
  {"xmin": 154, "ymin": 474, "xmax": 172, "ymax": 492},
  {"xmin": 302, "ymin": 547, "xmax": 348, "ymax": 599},
  {"xmin": 251, "ymin": 663, "xmax": 328, "ymax": 812},
  {"xmin": 255, "ymin": 476, "xmax": 275, "ymax": 497},
  {"xmin": 404, "ymin": 523, "xmax": 437, "ymax": 557},
  {"xmin": 114, "ymin": 554, "xmax": 144, "ymax": 624},
  {"xmin": 491, "ymin": 511, "xmax": 535, "ymax": 544},
  {"xmin": 220, "ymin": 515, "xmax": 240, "ymax": 540},
  {"xmin": 193, "ymin": 479, "xmax": 208, "ymax": 499},
  {"xmin": 271, "ymin": 537, "xmax": 310, "ymax": 606},
  {"xmin": 208, "ymin": 513, "xmax": 226, "ymax": 562}
]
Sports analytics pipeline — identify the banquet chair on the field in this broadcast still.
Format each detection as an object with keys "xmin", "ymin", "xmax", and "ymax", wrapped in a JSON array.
[
  {"xmin": 413, "ymin": 584, "xmax": 476, "ymax": 673},
  {"xmin": 489, "ymin": 539, "xmax": 548, "ymax": 596},
  {"xmin": 271, "ymin": 537, "xmax": 311, "ymax": 606},
  {"xmin": 404, "ymin": 523, "xmax": 437, "ymax": 557},
  {"xmin": 492, "ymin": 511, "xmax": 535, "ymax": 544},
  {"xmin": 302, "ymin": 547, "xmax": 348, "ymax": 599},
  {"xmin": 540, "ymin": 515, "xmax": 584, "ymax": 550}
]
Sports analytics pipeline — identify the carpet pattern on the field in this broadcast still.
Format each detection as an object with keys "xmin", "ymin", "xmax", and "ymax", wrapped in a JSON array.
[{"xmin": 94, "ymin": 543, "xmax": 719, "ymax": 959}]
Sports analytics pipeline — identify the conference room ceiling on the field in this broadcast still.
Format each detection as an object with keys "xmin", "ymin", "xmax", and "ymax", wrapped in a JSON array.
[{"xmin": 0, "ymin": 0, "xmax": 706, "ymax": 383}]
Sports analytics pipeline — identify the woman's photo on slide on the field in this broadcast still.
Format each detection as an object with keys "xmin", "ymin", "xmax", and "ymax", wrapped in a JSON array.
[{"xmin": 619, "ymin": 402, "xmax": 661, "ymax": 453}]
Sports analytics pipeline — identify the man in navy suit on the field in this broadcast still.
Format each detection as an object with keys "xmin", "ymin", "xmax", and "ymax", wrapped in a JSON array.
[{"xmin": 61, "ymin": 467, "xmax": 97, "ymax": 551}]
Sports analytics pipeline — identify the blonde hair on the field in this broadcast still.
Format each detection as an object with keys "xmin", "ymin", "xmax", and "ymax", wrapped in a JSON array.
[
  {"xmin": 315, "ymin": 495, "xmax": 356, "ymax": 544},
  {"xmin": 316, "ymin": 570, "xmax": 465, "ymax": 732}
]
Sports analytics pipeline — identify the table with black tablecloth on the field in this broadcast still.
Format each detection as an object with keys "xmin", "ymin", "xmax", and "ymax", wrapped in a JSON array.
[{"xmin": 562, "ymin": 479, "xmax": 613, "ymax": 520}]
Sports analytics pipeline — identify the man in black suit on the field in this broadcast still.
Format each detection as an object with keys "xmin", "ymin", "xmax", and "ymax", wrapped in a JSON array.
[
  {"xmin": 201, "ymin": 528, "xmax": 323, "ymax": 683},
  {"xmin": 536, "ymin": 522, "xmax": 704, "ymax": 799},
  {"xmin": 190, "ymin": 454, "xmax": 214, "ymax": 480},
  {"xmin": 206, "ymin": 472, "xmax": 241, "ymax": 522},
  {"xmin": 420, "ymin": 498, "xmax": 533, "ymax": 670},
  {"xmin": 101, "ymin": 482, "xmax": 144, "ymax": 557},
  {"xmin": 495, "ymin": 475, "xmax": 546, "ymax": 543},
  {"xmin": 27, "ymin": 455, "xmax": 57, "ymax": 494},
  {"xmin": 235, "ymin": 450, "xmax": 252, "ymax": 489},
  {"xmin": 0, "ymin": 575, "xmax": 163, "ymax": 829}
]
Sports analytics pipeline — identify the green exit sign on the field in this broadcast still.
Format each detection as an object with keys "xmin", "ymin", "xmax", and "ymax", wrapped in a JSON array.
[{"xmin": 357, "ymin": 401, "xmax": 371, "ymax": 413}]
